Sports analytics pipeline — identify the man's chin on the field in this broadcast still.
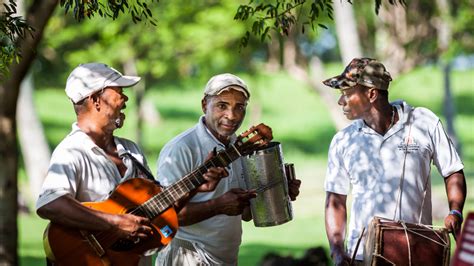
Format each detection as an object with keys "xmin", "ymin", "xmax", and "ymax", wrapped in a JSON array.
[
  {"xmin": 219, "ymin": 128, "xmax": 237, "ymax": 136},
  {"xmin": 114, "ymin": 117, "xmax": 125, "ymax": 129}
]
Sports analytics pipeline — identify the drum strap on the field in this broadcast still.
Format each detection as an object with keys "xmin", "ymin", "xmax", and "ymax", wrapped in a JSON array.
[
  {"xmin": 350, "ymin": 227, "xmax": 365, "ymax": 265},
  {"xmin": 393, "ymin": 107, "xmax": 421, "ymax": 221}
]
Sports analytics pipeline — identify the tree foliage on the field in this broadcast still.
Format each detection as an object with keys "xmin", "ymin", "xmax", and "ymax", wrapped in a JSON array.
[
  {"xmin": 38, "ymin": 0, "xmax": 252, "ymax": 85},
  {"xmin": 234, "ymin": 0, "xmax": 334, "ymax": 47},
  {"xmin": 0, "ymin": 0, "xmax": 34, "ymax": 76},
  {"xmin": 59, "ymin": 0, "xmax": 158, "ymax": 24},
  {"xmin": 233, "ymin": 0, "xmax": 407, "ymax": 48}
]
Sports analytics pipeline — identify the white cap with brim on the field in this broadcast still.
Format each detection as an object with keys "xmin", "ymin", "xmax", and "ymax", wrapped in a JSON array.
[
  {"xmin": 65, "ymin": 63, "xmax": 141, "ymax": 104},
  {"xmin": 204, "ymin": 73, "xmax": 250, "ymax": 99}
]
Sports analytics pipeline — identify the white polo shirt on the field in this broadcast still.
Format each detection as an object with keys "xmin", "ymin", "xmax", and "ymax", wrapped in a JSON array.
[
  {"xmin": 156, "ymin": 116, "xmax": 246, "ymax": 264},
  {"xmin": 36, "ymin": 123, "xmax": 151, "ymax": 209},
  {"xmin": 325, "ymin": 101, "xmax": 463, "ymax": 260}
]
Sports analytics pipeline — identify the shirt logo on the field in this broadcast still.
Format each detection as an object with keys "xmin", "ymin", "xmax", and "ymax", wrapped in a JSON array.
[{"xmin": 397, "ymin": 136, "xmax": 420, "ymax": 152}]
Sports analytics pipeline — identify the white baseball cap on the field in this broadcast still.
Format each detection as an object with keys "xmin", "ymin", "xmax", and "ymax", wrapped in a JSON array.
[
  {"xmin": 204, "ymin": 73, "xmax": 250, "ymax": 99},
  {"xmin": 65, "ymin": 63, "xmax": 141, "ymax": 103}
]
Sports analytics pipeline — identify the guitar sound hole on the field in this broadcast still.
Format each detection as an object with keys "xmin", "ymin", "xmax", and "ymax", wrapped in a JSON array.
[{"xmin": 110, "ymin": 238, "xmax": 136, "ymax": 251}]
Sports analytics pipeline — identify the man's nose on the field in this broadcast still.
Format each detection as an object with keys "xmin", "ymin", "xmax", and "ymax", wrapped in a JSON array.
[
  {"xmin": 225, "ymin": 108, "xmax": 237, "ymax": 120},
  {"xmin": 337, "ymin": 95, "xmax": 345, "ymax": 106}
]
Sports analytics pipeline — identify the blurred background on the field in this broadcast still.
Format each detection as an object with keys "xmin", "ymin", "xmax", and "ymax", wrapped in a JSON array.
[{"xmin": 2, "ymin": 0, "xmax": 473, "ymax": 265}]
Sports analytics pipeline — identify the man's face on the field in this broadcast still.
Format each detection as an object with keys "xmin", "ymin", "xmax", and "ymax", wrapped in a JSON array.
[
  {"xmin": 337, "ymin": 85, "xmax": 371, "ymax": 120},
  {"xmin": 98, "ymin": 86, "xmax": 129, "ymax": 129},
  {"xmin": 202, "ymin": 89, "xmax": 248, "ymax": 144}
]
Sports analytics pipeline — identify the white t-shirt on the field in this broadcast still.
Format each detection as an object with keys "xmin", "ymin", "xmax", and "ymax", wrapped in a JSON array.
[
  {"xmin": 156, "ymin": 116, "xmax": 246, "ymax": 264},
  {"xmin": 324, "ymin": 101, "xmax": 463, "ymax": 260},
  {"xmin": 36, "ymin": 123, "xmax": 153, "ymax": 266},
  {"xmin": 36, "ymin": 122, "xmax": 151, "ymax": 209}
]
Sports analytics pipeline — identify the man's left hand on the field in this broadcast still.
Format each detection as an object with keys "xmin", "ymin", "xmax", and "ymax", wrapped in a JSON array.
[
  {"xmin": 288, "ymin": 179, "xmax": 301, "ymax": 201},
  {"xmin": 444, "ymin": 213, "xmax": 462, "ymax": 238},
  {"xmin": 197, "ymin": 167, "xmax": 228, "ymax": 192}
]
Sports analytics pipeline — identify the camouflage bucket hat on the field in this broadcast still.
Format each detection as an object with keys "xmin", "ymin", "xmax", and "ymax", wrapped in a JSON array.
[{"xmin": 322, "ymin": 58, "xmax": 393, "ymax": 90}]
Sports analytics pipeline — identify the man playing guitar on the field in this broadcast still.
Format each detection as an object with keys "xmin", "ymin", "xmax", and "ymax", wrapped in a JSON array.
[{"xmin": 36, "ymin": 63, "xmax": 227, "ymax": 266}]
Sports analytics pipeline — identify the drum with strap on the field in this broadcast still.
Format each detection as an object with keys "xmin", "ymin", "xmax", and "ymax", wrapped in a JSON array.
[{"xmin": 363, "ymin": 216, "xmax": 450, "ymax": 266}]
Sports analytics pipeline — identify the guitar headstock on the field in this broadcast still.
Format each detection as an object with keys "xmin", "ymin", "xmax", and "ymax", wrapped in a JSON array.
[{"xmin": 235, "ymin": 123, "xmax": 273, "ymax": 156}]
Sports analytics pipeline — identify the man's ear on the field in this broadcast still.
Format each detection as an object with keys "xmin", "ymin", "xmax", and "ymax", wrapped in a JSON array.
[
  {"xmin": 368, "ymin": 88, "xmax": 378, "ymax": 103},
  {"xmin": 201, "ymin": 98, "xmax": 207, "ymax": 114},
  {"xmin": 90, "ymin": 93, "xmax": 101, "ymax": 110}
]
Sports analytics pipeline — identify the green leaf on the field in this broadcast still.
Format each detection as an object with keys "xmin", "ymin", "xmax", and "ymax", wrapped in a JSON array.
[{"xmin": 317, "ymin": 23, "xmax": 327, "ymax": 29}]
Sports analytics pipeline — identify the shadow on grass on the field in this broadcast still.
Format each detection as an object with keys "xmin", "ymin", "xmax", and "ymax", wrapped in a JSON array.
[
  {"xmin": 21, "ymin": 256, "xmax": 47, "ymax": 266},
  {"xmin": 21, "ymin": 245, "xmax": 330, "ymax": 266},
  {"xmin": 239, "ymin": 243, "xmax": 330, "ymax": 266},
  {"xmin": 455, "ymin": 91, "xmax": 474, "ymax": 116}
]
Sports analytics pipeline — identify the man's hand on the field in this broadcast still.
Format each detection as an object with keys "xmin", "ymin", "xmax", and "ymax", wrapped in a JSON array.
[
  {"xmin": 111, "ymin": 213, "xmax": 152, "ymax": 242},
  {"xmin": 196, "ymin": 166, "xmax": 228, "ymax": 192},
  {"xmin": 215, "ymin": 188, "xmax": 256, "ymax": 216},
  {"xmin": 444, "ymin": 212, "xmax": 462, "ymax": 238},
  {"xmin": 331, "ymin": 246, "xmax": 351, "ymax": 266},
  {"xmin": 288, "ymin": 178, "xmax": 301, "ymax": 201},
  {"xmin": 195, "ymin": 149, "xmax": 229, "ymax": 192}
]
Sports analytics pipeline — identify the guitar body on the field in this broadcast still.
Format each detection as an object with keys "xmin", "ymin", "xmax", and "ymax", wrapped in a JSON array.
[{"xmin": 44, "ymin": 178, "xmax": 178, "ymax": 266}]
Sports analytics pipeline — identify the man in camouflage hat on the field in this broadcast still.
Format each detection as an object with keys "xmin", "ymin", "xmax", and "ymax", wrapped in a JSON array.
[{"xmin": 322, "ymin": 58, "xmax": 466, "ymax": 265}]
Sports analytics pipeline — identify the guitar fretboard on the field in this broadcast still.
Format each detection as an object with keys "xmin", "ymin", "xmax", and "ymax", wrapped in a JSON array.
[{"xmin": 138, "ymin": 142, "xmax": 246, "ymax": 219}]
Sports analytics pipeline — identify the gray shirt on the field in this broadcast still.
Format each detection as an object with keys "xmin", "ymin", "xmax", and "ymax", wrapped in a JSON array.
[{"xmin": 156, "ymin": 116, "xmax": 246, "ymax": 264}]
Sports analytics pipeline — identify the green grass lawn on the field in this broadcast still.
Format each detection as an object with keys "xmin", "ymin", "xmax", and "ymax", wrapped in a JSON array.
[{"xmin": 21, "ymin": 66, "xmax": 473, "ymax": 265}]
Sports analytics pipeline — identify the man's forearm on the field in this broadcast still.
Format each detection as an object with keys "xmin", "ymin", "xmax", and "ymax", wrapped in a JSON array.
[
  {"xmin": 325, "ymin": 192, "xmax": 348, "ymax": 257},
  {"xmin": 445, "ymin": 170, "xmax": 467, "ymax": 212},
  {"xmin": 37, "ymin": 195, "xmax": 114, "ymax": 231},
  {"xmin": 177, "ymin": 200, "xmax": 219, "ymax": 226}
]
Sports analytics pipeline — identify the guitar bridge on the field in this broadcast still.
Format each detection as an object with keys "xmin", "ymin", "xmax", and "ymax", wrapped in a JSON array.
[{"xmin": 80, "ymin": 230, "xmax": 106, "ymax": 257}]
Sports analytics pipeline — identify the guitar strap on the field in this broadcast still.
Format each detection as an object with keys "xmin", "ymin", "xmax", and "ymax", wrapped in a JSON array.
[{"xmin": 122, "ymin": 153, "xmax": 158, "ymax": 183}]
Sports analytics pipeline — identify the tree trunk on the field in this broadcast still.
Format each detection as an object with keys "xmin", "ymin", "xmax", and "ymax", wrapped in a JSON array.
[
  {"xmin": 333, "ymin": 0, "xmax": 362, "ymax": 64},
  {"xmin": 435, "ymin": 0, "xmax": 460, "ymax": 153},
  {"xmin": 375, "ymin": 4, "xmax": 414, "ymax": 75},
  {"xmin": 17, "ymin": 72, "xmax": 51, "ymax": 203},
  {"xmin": 123, "ymin": 59, "xmax": 160, "ymax": 146},
  {"xmin": 375, "ymin": 1, "xmax": 436, "ymax": 75},
  {"xmin": 307, "ymin": 57, "xmax": 349, "ymax": 130},
  {"xmin": 0, "ymin": 0, "xmax": 58, "ymax": 264},
  {"xmin": 280, "ymin": 27, "xmax": 349, "ymax": 130},
  {"xmin": 264, "ymin": 35, "xmax": 283, "ymax": 72},
  {"xmin": 123, "ymin": 59, "xmax": 145, "ymax": 146},
  {"xmin": 441, "ymin": 62, "xmax": 460, "ymax": 153}
]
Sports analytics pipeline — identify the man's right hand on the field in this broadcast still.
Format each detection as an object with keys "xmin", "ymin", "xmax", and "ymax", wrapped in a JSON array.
[
  {"xmin": 214, "ymin": 188, "xmax": 256, "ymax": 216},
  {"xmin": 110, "ymin": 213, "xmax": 152, "ymax": 241},
  {"xmin": 331, "ymin": 247, "xmax": 351, "ymax": 266}
]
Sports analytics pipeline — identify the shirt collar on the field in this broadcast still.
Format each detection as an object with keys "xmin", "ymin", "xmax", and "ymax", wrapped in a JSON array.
[{"xmin": 355, "ymin": 100, "xmax": 413, "ymax": 133}]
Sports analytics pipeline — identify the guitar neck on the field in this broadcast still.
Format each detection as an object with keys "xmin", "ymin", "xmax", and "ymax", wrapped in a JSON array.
[{"xmin": 140, "ymin": 143, "xmax": 243, "ymax": 218}]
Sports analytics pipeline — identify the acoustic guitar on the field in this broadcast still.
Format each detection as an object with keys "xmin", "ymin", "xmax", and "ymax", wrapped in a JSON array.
[{"xmin": 43, "ymin": 123, "xmax": 272, "ymax": 266}]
